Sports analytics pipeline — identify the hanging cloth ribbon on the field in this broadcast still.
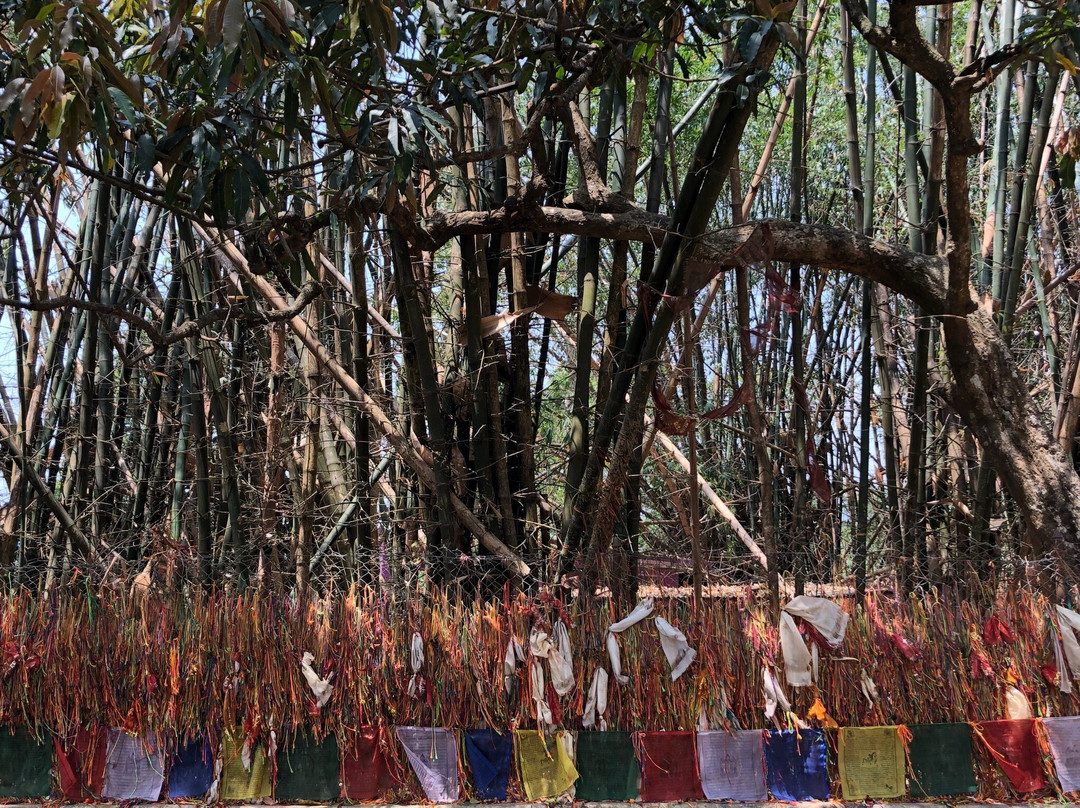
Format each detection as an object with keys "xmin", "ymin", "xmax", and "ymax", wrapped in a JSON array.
[
  {"xmin": 1055, "ymin": 605, "xmax": 1080, "ymax": 686},
  {"xmin": 780, "ymin": 596, "xmax": 849, "ymax": 686},
  {"xmin": 582, "ymin": 668, "xmax": 609, "ymax": 729},
  {"xmin": 300, "ymin": 651, "xmax": 333, "ymax": 708},
  {"xmin": 605, "ymin": 598, "xmax": 654, "ymax": 685},
  {"xmin": 549, "ymin": 621, "xmax": 575, "ymax": 696},
  {"xmin": 860, "ymin": 667, "xmax": 879, "ymax": 707},
  {"xmin": 1052, "ymin": 626, "xmax": 1072, "ymax": 695},
  {"xmin": 503, "ymin": 636, "xmax": 525, "ymax": 694},
  {"xmin": 762, "ymin": 666, "xmax": 790, "ymax": 720},
  {"xmin": 408, "ymin": 632, "xmax": 424, "ymax": 699},
  {"xmin": 655, "ymin": 617, "xmax": 697, "ymax": 681},
  {"xmin": 1004, "ymin": 685, "xmax": 1033, "ymax": 719}
]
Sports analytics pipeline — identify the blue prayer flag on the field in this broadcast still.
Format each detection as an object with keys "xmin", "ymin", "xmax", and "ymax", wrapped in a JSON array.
[
  {"xmin": 764, "ymin": 728, "xmax": 829, "ymax": 801},
  {"xmin": 168, "ymin": 737, "xmax": 215, "ymax": 799},
  {"xmin": 464, "ymin": 729, "xmax": 513, "ymax": 800}
]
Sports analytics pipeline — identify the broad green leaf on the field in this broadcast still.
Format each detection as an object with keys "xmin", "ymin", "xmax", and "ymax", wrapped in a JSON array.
[{"xmin": 223, "ymin": 0, "xmax": 245, "ymax": 56}]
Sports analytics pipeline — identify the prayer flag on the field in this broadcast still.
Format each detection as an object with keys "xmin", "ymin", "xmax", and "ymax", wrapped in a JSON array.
[
  {"xmin": 764, "ymin": 728, "xmax": 829, "ymax": 801},
  {"xmin": 515, "ymin": 730, "xmax": 578, "ymax": 800},
  {"xmin": 463, "ymin": 729, "xmax": 513, "ymax": 800},
  {"xmin": 102, "ymin": 729, "xmax": 165, "ymax": 802},
  {"xmin": 167, "ymin": 737, "xmax": 215, "ymax": 799},
  {"xmin": 343, "ymin": 726, "xmax": 395, "ymax": 801},
  {"xmin": 397, "ymin": 726, "xmax": 459, "ymax": 803},
  {"xmin": 275, "ymin": 731, "xmax": 340, "ymax": 802},
  {"xmin": 638, "ymin": 730, "xmax": 703, "ymax": 801},
  {"xmin": 56, "ymin": 727, "xmax": 107, "ymax": 801},
  {"xmin": 219, "ymin": 728, "xmax": 272, "ymax": 801},
  {"xmin": 575, "ymin": 731, "xmax": 639, "ymax": 801},
  {"xmin": 976, "ymin": 719, "xmax": 1046, "ymax": 793},
  {"xmin": 906, "ymin": 723, "xmax": 977, "ymax": 797},
  {"xmin": 697, "ymin": 729, "xmax": 767, "ymax": 801},
  {"xmin": 838, "ymin": 726, "xmax": 906, "ymax": 799},
  {"xmin": 0, "ymin": 726, "xmax": 51, "ymax": 798},
  {"xmin": 1042, "ymin": 716, "xmax": 1080, "ymax": 794}
]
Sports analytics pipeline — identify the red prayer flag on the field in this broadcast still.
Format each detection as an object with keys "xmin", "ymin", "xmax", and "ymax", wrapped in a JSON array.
[
  {"xmin": 976, "ymin": 719, "xmax": 1046, "ymax": 794},
  {"xmin": 343, "ymin": 726, "xmax": 397, "ymax": 801},
  {"xmin": 637, "ymin": 731, "xmax": 704, "ymax": 801},
  {"xmin": 55, "ymin": 727, "xmax": 107, "ymax": 802}
]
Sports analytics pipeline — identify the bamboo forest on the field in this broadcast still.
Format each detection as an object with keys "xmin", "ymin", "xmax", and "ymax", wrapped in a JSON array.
[{"xmin": 1, "ymin": 0, "xmax": 1080, "ymax": 607}]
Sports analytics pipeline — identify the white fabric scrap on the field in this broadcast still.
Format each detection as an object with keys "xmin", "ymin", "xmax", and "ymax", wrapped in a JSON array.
[
  {"xmin": 503, "ymin": 636, "xmax": 525, "ymax": 694},
  {"xmin": 762, "ymin": 666, "xmax": 790, "ymax": 720},
  {"xmin": 779, "ymin": 611, "xmax": 812, "ymax": 687},
  {"xmin": 604, "ymin": 599, "xmax": 654, "ymax": 686},
  {"xmin": 529, "ymin": 627, "xmax": 552, "ymax": 658},
  {"xmin": 408, "ymin": 631, "xmax": 424, "ymax": 698},
  {"xmin": 1005, "ymin": 685, "xmax": 1033, "ymax": 719},
  {"xmin": 780, "ymin": 596, "xmax": 849, "ymax": 687},
  {"xmin": 530, "ymin": 659, "xmax": 552, "ymax": 726},
  {"xmin": 655, "ymin": 617, "xmax": 697, "ymax": 681},
  {"xmin": 582, "ymin": 668, "xmax": 609, "ymax": 730},
  {"xmin": 1056, "ymin": 605, "xmax": 1080, "ymax": 683},
  {"xmin": 560, "ymin": 730, "xmax": 577, "ymax": 800},
  {"xmin": 549, "ymin": 620, "xmax": 575, "ymax": 696},
  {"xmin": 784, "ymin": 595, "xmax": 849, "ymax": 645},
  {"xmin": 860, "ymin": 667, "xmax": 879, "ymax": 707},
  {"xmin": 300, "ymin": 651, "xmax": 334, "ymax": 708},
  {"xmin": 606, "ymin": 631, "xmax": 628, "ymax": 685},
  {"xmin": 207, "ymin": 755, "xmax": 222, "ymax": 803},
  {"xmin": 1053, "ymin": 627, "xmax": 1072, "ymax": 695},
  {"xmin": 411, "ymin": 631, "xmax": 424, "ymax": 671},
  {"xmin": 609, "ymin": 598, "xmax": 655, "ymax": 633}
]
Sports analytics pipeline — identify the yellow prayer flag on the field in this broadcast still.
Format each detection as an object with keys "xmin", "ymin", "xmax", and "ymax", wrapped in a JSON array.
[
  {"xmin": 515, "ymin": 729, "xmax": 579, "ymax": 800},
  {"xmin": 219, "ymin": 728, "xmax": 272, "ymax": 801},
  {"xmin": 838, "ymin": 726, "xmax": 906, "ymax": 800}
]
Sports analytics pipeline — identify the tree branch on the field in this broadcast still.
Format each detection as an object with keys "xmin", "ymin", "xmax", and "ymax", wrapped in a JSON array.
[{"xmin": 424, "ymin": 205, "xmax": 949, "ymax": 312}]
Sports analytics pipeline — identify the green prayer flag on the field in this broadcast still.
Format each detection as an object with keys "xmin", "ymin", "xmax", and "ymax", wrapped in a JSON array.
[
  {"xmin": 906, "ymin": 723, "xmax": 977, "ymax": 797},
  {"xmin": 575, "ymin": 731, "xmax": 639, "ymax": 801},
  {"xmin": 275, "ymin": 732, "xmax": 341, "ymax": 802},
  {"xmin": 0, "ymin": 726, "xmax": 52, "ymax": 798}
]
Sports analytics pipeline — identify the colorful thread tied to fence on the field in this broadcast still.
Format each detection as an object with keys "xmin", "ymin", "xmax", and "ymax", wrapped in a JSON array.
[{"xmin": 5, "ymin": 588, "xmax": 1080, "ymax": 803}]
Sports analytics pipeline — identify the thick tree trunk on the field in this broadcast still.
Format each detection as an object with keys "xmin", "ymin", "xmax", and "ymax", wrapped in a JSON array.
[{"xmin": 943, "ymin": 310, "xmax": 1080, "ymax": 568}]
